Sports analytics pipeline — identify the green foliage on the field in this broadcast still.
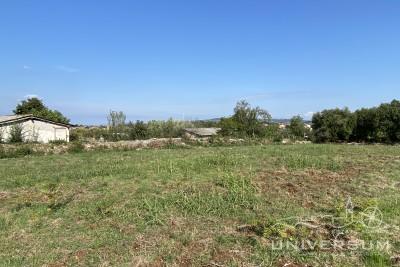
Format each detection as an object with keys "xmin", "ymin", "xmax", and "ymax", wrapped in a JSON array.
[
  {"xmin": 127, "ymin": 120, "xmax": 146, "ymax": 139},
  {"xmin": 67, "ymin": 142, "xmax": 85, "ymax": 153},
  {"xmin": 312, "ymin": 100, "xmax": 400, "ymax": 143},
  {"xmin": 14, "ymin": 97, "xmax": 70, "ymax": 124},
  {"xmin": 353, "ymin": 107, "xmax": 378, "ymax": 142},
  {"xmin": 219, "ymin": 100, "xmax": 271, "ymax": 137},
  {"xmin": 264, "ymin": 124, "xmax": 284, "ymax": 142},
  {"xmin": 288, "ymin": 115, "xmax": 307, "ymax": 139},
  {"xmin": 0, "ymin": 145, "xmax": 36, "ymax": 159},
  {"xmin": 312, "ymin": 108, "xmax": 356, "ymax": 143},
  {"xmin": 219, "ymin": 117, "xmax": 239, "ymax": 136},
  {"xmin": 373, "ymin": 100, "xmax": 400, "ymax": 143},
  {"xmin": 362, "ymin": 251, "xmax": 391, "ymax": 267},
  {"xmin": 71, "ymin": 118, "xmax": 198, "ymax": 142},
  {"xmin": 107, "ymin": 110, "xmax": 127, "ymax": 141},
  {"xmin": 49, "ymin": 139, "xmax": 68, "ymax": 145},
  {"xmin": 8, "ymin": 124, "xmax": 24, "ymax": 143}
]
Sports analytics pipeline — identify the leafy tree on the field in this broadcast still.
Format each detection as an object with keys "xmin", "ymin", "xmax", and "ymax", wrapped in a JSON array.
[
  {"xmin": 288, "ymin": 115, "xmax": 307, "ymax": 139},
  {"xmin": 107, "ymin": 110, "xmax": 126, "ymax": 128},
  {"xmin": 14, "ymin": 97, "xmax": 70, "ymax": 124},
  {"xmin": 107, "ymin": 111, "xmax": 126, "ymax": 141},
  {"xmin": 219, "ymin": 117, "xmax": 239, "ymax": 137},
  {"xmin": 374, "ymin": 100, "xmax": 400, "ymax": 143},
  {"xmin": 353, "ymin": 108, "xmax": 378, "ymax": 142},
  {"xmin": 312, "ymin": 108, "xmax": 356, "ymax": 143},
  {"xmin": 220, "ymin": 100, "xmax": 271, "ymax": 137}
]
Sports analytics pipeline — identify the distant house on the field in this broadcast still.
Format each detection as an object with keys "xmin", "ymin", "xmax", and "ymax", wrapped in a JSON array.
[
  {"xmin": 184, "ymin": 128, "xmax": 221, "ymax": 138},
  {"xmin": 0, "ymin": 114, "xmax": 71, "ymax": 143}
]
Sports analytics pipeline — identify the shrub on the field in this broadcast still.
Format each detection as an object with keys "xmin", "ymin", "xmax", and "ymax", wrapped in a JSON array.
[
  {"xmin": 0, "ymin": 145, "xmax": 36, "ymax": 159},
  {"xmin": 49, "ymin": 140, "xmax": 68, "ymax": 145},
  {"xmin": 68, "ymin": 142, "xmax": 85, "ymax": 153},
  {"xmin": 14, "ymin": 146, "xmax": 34, "ymax": 157},
  {"xmin": 288, "ymin": 115, "xmax": 308, "ymax": 139},
  {"xmin": 312, "ymin": 108, "xmax": 356, "ymax": 143},
  {"xmin": 127, "ymin": 120, "xmax": 148, "ymax": 140},
  {"xmin": 8, "ymin": 124, "xmax": 24, "ymax": 143},
  {"xmin": 68, "ymin": 130, "xmax": 80, "ymax": 142},
  {"xmin": 219, "ymin": 100, "xmax": 271, "ymax": 138},
  {"xmin": 264, "ymin": 124, "xmax": 283, "ymax": 142}
]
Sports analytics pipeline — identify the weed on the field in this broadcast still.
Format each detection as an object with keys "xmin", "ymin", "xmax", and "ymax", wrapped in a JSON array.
[{"xmin": 67, "ymin": 142, "xmax": 85, "ymax": 153}]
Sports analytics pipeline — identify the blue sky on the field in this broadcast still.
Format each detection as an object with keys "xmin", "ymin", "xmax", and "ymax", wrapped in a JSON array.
[{"xmin": 1, "ymin": 0, "xmax": 399, "ymax": 124}]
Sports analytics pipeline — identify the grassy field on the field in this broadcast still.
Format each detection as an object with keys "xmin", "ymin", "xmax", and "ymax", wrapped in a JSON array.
[{"xmin": 0, "ymin": 144, "xmax": 399, "ymax": 266}]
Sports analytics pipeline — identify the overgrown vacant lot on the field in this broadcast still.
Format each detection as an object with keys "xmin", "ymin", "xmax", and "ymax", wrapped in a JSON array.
[{"xmin": 0, "ymin": 144, "xmax": 399, "ymax": 266}]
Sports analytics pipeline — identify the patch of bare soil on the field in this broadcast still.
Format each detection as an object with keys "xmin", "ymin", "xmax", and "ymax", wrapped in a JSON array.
[
  {"xmin": 254, "ymin": 167, "xmax": 361, "ymax": 208},
  {"xmin": 0, "ymin": 191, "xmax": 11, "ymax": 200}
]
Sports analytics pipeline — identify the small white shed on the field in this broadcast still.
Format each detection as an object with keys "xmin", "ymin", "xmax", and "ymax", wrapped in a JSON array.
[{"xmin": 0, "ymin": 114, "xmax": 71, "ymax": 143}]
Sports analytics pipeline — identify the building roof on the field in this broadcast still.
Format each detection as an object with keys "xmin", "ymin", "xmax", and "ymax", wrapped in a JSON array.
[
  {"xmin": 0, "ymin": 114, "xmax": 72, "ymax": 127},
  {"xmin": 184, "ymin": 128, "xmax": 221, "ymax": 137}
]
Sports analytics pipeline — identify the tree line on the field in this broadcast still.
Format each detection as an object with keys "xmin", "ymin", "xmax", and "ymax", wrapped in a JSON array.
[
  {"xmin": 312, "ymin": 100, "xmax": 400, "ymax": 143},
  {"xmin": 218, "ymin": 99, "xmax": 400, "ymax": 143},
  {"xmin": 4, "ymin": 97, "xmax": 399, "ymax": 144}
]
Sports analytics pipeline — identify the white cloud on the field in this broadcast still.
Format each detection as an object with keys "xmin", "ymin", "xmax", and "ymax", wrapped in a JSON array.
[
  {"xmin": 56, "ymin": 65, "xmax": 80, "ymax": 73},
  {"xmin": 24, "ymin": 94, "xmax": 39, "ymax": 99}
]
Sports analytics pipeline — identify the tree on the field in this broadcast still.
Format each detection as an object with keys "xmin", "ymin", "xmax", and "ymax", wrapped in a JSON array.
[
  {"xmin": 312, "ymin": 108, "xmax": 356, "ymax": 143},
  {"xmin": 374, "ymin": 100, "xmax": 400, "ymax": 143},
  {"xmin": 107, "ymin": 111, "xmax": 126, "ymax": 141},
  {"xmin": 220, "ymin": 100, "xmax": 271, "ymax": 137},
  {"xmin": 353, "ymin": 108, "xmax": 378, "ymax": 142},
  {"xmin": 219, "ymin": 117, "xmax": 239, "ymax": 137},
  {"xmin": 14, "ymin": 97, "xmax": 70, "ymax": 124},
  {"xmin": 107, "ymin": 110, "xmax": 126, "ymax": 129},
  {"xmin": 288, "ymin": 115, "xmax": 306, "ymax": 139}
]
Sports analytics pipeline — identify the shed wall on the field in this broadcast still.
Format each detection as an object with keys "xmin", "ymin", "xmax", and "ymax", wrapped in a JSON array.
[{"xmin": 0, "ymin": 119, "xmax": 69, "ymax": 143}]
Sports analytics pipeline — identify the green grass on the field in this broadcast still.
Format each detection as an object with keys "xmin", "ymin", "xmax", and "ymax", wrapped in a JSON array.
[{"xmin": 0, "ymin": 144, "xmax": 399, "ymax": 266}]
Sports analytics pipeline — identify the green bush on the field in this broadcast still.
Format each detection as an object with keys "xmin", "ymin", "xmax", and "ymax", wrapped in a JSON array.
[
  {"xmin": 14, "ymin": 146, "xmax": 34, "ymax": 157},
  {"xmin": 312, "ymin": 108, "xmax": 356, "ymax": 143},
  {"xmin": 0, "ymin": 145, "xmax": 37, "ymax": 159},
  {"xmin": 8, "ymin": 124, "xmax": 24, "ymax": 143},
  {"xmin": 312, "ymin": 100, "xmax": 400, "ymax": 143},
  {"xmin": 219, "ymin": 100, "xmax": 271, "ymax": 138},
  {"xmin": 68, "ymin": 142, "xmax": 85, "ymax": 153},
  {"xmin": 49, "ymin": 140, "xmax": 68, "ymax": 145},
  {"xmin": 288, "ymin": 115, "xmax": 308, "ymax": 139}
]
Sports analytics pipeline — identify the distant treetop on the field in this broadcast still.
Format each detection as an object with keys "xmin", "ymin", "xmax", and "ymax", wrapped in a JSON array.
[{"xmin": 14, "ymin": 97, "xmax": 70, "ymax": 124}]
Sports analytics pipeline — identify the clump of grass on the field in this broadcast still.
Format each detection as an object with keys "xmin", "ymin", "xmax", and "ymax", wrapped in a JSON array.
[
  {"xmin": 0, "ymin": 145, "xmax": 37, "ymax": 159},
  {"xmin": 49, "ymin": 139, "xmax": 68, "ymax": 145},
  {"xmin": 275, "ymin": 153, "xmax": 343, "ymax": 171},
  {"xmin": 0, "ymin": 216, "xmax": 8, "ymax": 231},
  {"xmin": 67, "ymin": 142, "xmax": 85, "ymax": 153},
  {"xmin": 8, "ymin": 124, "xmax": 24, "ymax": 143},
  {"xmin": 362, "ymin": 251, "xmax": 391, "ymax": 267}
]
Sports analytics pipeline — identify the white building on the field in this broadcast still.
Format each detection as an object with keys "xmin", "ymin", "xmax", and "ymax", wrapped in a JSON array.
[{"xmin": 0, "ymin": 114, "xmax": 71, "ymax": 143}]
